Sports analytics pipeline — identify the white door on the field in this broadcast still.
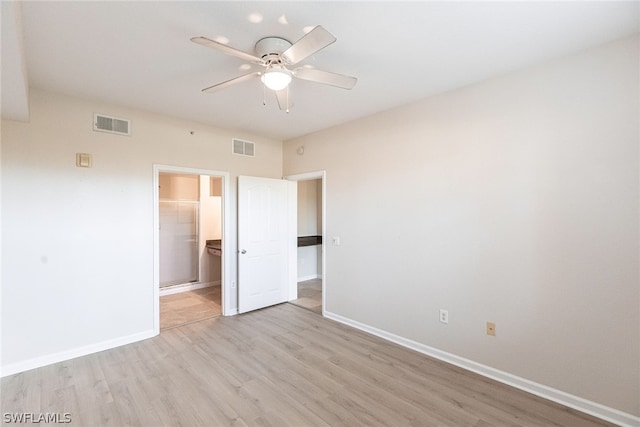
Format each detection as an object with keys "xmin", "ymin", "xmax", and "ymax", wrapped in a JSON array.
[{"xmin": 238, "ymin": 176, "xmax": 296, "ymax": 313}]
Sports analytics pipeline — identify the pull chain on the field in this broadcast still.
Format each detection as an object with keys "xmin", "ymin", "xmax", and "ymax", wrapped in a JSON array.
[{"xmin": 286, "ymin": 86, "xmax": 290, "ymax": 114}]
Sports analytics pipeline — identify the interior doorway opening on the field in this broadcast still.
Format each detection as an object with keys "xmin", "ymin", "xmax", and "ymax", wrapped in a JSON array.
[
  {"xmin": 286, "ymin": 171, "xmax": 326, "ymax": 315},
  {"xmin": 153, "ymin": 166, "xmax": 230, "ymax": 333}
]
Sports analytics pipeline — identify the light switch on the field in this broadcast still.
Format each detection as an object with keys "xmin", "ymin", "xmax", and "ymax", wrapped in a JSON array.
[{"xmin": 76, "ymin": 153, "xmax": 92, "ymax": 168}]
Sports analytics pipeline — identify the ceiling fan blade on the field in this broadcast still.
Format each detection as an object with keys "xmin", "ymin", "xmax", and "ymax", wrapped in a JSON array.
[
  {"xmin": 281, "ymin": 26, "xmax": 336, "ymax": 65},
  {"xmin": 191, "ymin": 36, "xmax": 263, "ymax": 64},
  {"xmin": 275, "ymin": 88, "xmax": 293, "ymax": 112},
  {"xmin": 294, "ymin": 68, "xmax": 357, "ymax": 90},
  {"xmin": 202, "ymin": 72, "xmax": 261, "ymax": 93}
]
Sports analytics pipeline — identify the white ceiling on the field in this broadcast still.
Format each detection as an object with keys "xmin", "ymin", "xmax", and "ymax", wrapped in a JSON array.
[{"xmin": 3, "ymin": 1, "xmax": 639, "ymax": 141}]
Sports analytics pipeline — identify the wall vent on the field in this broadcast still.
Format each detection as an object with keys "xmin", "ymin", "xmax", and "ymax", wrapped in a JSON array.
[
  {"xmin": 93, "ymin": 113, "xmax": 131, "ymax": 136},
  {"xmin": 232, "ymin": 138, "xmax": 255, "ymax": 157}
]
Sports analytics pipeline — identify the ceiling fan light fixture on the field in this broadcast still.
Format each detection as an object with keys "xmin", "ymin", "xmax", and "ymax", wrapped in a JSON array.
[
  {"xmin": 261, "ymin": 66, "xmax": 292, "ymax": 91},
  {"xmin": 193, "ymin": 26, "xmax": 356, "ymax": 112}
]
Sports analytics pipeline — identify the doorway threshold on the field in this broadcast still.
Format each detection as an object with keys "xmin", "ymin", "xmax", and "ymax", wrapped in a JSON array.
[
  {"xmin": 159, "ymin": 281, "xmax": 218, "ymax": 297},
  {"xmin": 289, "ymin": 278, "xmax": 322, "ymax": 314},
  {"xmin": 160, "ymin": 286, "xmax": 222, "ymax": 330}
]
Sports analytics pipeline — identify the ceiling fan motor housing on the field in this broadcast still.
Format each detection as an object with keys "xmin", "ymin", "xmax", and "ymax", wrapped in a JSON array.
[{"xmin": 255, "ymin": 37, "xmax": 292, "ymax": 63}]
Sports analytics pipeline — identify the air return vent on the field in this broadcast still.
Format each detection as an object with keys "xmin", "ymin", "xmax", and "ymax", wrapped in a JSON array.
[
  {"xmin": 93, "ymin": 113, "xmax": 131, "ymax": 136},
  {"xmin": 232, "ymin": 138, "xmax": 255, "ymax": 157}
]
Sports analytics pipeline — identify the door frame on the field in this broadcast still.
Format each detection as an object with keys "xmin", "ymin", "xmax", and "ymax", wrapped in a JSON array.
[
  {"xmin": 284, "ymin": 170, "xmax": 326, "ymax": 316},
  {"xmin": 153, "ymin": 164, "xmax": 231, "ymax": 334}
]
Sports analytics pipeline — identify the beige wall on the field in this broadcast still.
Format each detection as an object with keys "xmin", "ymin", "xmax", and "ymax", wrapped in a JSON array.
[
  {"xmin": 0, "ymin": 115, "xmax": 3, "ymax": 368},
  {"xmin": 159, "ymin": 173, "xmax": 199, "ymax": 201},
  {"xmin": 297, "ymin": 179, "xmax": 319, "ymax": 236},
  {"xmin": 1, "ymin": 89, "xmax": 282, "ymax": 370},
  {"xmin": 284, "ymin": 35, "xmax": 640, "ymax": 416}
]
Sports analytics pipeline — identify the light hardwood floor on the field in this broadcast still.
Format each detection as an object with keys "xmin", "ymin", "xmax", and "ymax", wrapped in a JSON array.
[
  {"xmin": 1, "ymin": 303, "xmax": 614, "ymax": 427},
  {"xmin": 160, "ymin": 285, "xmax": 221, "ymax": 330},
  {"xmin": 289, "ymin": 279, "xmax": 322, "ymax": 314}
]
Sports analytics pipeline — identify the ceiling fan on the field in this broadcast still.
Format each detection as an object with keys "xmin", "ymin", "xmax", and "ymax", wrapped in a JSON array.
[{"xmin": 191, "ymin": 26, "xmax": 357, "ymax": 112}]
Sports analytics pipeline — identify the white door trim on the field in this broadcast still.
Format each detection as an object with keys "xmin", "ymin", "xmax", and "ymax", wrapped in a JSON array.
[
  {"xmin": 284, "ymin": 171, "xmax": 327, "ymax": 316},
  {"xmin": 153, "ymin": 164, "xmax": 232, "ymax": 334}
]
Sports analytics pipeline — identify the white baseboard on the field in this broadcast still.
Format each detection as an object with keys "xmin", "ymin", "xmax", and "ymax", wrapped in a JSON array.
[
  {"xmin": 159, "ymin": 280, "xmax": 220, "ymax": 296},
  {"xmin": 1, "ymin": 329, "xmax": 156, "ymax": 378},
  {"xmin": 224, "ymin": 308, "xmax": 239, "ymax": 316},
  {"xmin": 323, "ymin": 311, "xmax": 639, "ymax": 427}
]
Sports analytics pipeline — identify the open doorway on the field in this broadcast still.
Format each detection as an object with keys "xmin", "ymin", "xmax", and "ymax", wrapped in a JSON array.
[
  {"xmin": 286, "ymin": 171, "xmax": 326, "ymax": 315},
  {"xmin": 153, "ymin": 166, "xmax": 230, "ymax": 332}
]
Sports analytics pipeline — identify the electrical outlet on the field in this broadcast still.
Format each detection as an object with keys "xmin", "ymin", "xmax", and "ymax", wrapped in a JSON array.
[
  {"xmin": 439, "ymin": 309, "xmax": 449, "ymax": 324},
  {"xmin": 486, "ymin": 322, "xmax": 496, "ymax": 336}
]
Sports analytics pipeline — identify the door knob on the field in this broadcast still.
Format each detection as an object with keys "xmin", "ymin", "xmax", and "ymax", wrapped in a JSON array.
[{"xmin": 240, "ymin": 249, "xmax": 247, "ymax": 254}]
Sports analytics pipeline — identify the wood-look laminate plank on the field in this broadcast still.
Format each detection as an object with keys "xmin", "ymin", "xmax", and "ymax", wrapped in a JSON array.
[
  {"xmin": 0, "ymin": 303, "xmax": 617, "ymax": 427},
  {"xmin": 0, "ymin": 367, "xmax": 42, "ymax": 414},
  {"xmin": 240, "ymin": 376, "xmax": 331, "ymax": 427},
  {"xmin": 372, "ymin": 341, "xmax": 603, "ymax": 427},
  {"xmin": 326, "ymin": 349, "xmax": 522, "ymax": 427}
]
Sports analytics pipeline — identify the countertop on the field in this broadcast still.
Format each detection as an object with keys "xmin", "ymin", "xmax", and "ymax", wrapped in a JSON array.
[
  {"xmin": 298, "ymin": 235, "xmax": 322, "ymax": 247},
  {"xmin": 206, "ymin": 239, "xmax": 222, "ymax": 250}
]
